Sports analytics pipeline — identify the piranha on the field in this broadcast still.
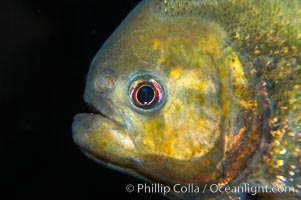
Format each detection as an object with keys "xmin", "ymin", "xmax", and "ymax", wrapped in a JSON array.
[{"xmin": 72, "ymin": 0, "xmax": 301, "ymax": 199}]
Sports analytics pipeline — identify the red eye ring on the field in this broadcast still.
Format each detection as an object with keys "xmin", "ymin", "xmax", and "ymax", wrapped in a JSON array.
[{"xmin": 129, "ymin": 78, "xmax": 164, "ymax": 110}]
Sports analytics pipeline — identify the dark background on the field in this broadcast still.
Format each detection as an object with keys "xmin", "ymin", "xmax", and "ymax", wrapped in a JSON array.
[{"xmin": 1, "ymin": 0, "xmax": 167, "ymax": 199}]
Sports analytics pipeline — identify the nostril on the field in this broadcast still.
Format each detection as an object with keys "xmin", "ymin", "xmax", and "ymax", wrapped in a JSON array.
[{"xmin": 95, "ymin": 72, "xmax": 115, "ymax": 92}]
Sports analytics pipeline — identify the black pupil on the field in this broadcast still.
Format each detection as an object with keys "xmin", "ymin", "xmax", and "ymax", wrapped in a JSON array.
[{"xmin": 137, "ymin": 85, "xmax": 154, "ymax": 105}]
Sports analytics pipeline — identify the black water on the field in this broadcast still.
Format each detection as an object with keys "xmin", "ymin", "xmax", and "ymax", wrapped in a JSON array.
[{"xmin": 1, "ymin": 0, "xmax": 166, "ymax": 199}]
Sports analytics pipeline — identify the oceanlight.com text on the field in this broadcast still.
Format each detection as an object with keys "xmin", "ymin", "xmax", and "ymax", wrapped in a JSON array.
[{"xmin": 125, "ymin": 183, "xmax": 298, "ymax": 196}]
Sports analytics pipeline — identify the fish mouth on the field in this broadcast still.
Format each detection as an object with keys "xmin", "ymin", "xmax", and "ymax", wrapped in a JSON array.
[
  {"xmin": 72, "ymin": 113, "xmax": 151, "ymax": 182},
  {"xmin": 87, "ymin": 104, "xmax": 108, "ymax": 117},
  {"xmin": 72, "ymin": 103, "xmax": 138, "ymax": 170}
]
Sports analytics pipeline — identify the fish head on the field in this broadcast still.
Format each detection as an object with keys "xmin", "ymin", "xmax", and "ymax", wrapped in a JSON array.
[{"xmin": 72, "ymin": 0, "xmax": 256, "ymax": 185}]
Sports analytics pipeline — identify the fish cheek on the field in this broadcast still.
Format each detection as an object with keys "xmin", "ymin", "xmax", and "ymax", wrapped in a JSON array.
[
  {"xmin": 136, "ymin": 135, "xmax": 225, "ymax": 184},
  {"xmin": 127, "ymin": 70, "xmax": 225, "ymax": 183}
]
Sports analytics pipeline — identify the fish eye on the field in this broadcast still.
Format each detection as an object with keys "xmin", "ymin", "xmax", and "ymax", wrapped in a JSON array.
[{"xmin": 128, "ymin": 76, "xmax": 165, "ymax": 110}]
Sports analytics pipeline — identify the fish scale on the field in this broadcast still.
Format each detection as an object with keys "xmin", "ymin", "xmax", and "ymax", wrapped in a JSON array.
[{"xmin": 153, "ymin": 0, "xmax": 301, "ymax": 191}]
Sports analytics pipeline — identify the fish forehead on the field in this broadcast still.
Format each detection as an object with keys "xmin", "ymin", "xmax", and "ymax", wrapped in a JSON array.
[
  {"xmin": 73, "ymin": 0, "xmax": 301, "ymax": 199},
  {"xmin": 87, "ymin": 4, "xmax": 226, "ymax": 76}
]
